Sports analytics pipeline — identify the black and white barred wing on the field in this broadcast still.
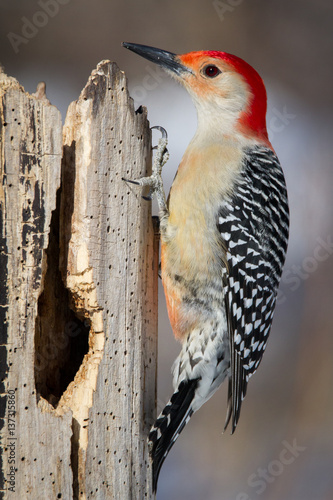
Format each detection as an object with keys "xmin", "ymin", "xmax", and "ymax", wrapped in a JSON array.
[{"xmin": 218, "ymin": 147, "xmax": 289, "ymax": 433}]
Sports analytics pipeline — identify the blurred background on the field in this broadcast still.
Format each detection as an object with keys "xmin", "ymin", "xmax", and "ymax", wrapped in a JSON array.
[{"xmin": 1, "ymin": 1, "xmax": 332, "ymax": 499}]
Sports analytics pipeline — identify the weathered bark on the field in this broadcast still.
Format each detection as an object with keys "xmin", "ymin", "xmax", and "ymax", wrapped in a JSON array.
[
  {"xmin": 0, "ymin": 60, "xmax": 157, "ymax": 499},
  {"xmin": 0, "ymin": 67, "xmax": 72, "ymax": 498}
]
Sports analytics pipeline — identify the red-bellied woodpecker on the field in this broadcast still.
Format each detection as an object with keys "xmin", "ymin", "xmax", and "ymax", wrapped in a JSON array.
[{"xmin": 122, "ymin": 42, "xmax": 289, "ymax": 492}]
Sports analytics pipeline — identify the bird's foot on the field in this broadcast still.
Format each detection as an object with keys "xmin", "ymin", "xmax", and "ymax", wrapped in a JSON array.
[{"xmin": 122, "ymin": 126, "xmax": 169, "ymax": 221}]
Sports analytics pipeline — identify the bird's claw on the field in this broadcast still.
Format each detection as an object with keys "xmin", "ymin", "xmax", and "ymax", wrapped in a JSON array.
[
  {"xmin": 151, "ymin": 126, "xmax": 169, "ymax": 169},
  {"xmin": 151, "ymin": 125, "xmax": 168, "ymax": 140},
  {"xmin": 123, "ymin": 126, "xmax": 169, "ymax": 219},
  {"xmin": 121, "ymin": 177, "xmax": 140, "ymax": 185},
  {"xmin": 142, "ymin": 190, "xmax": 153, "ymax": 201}
]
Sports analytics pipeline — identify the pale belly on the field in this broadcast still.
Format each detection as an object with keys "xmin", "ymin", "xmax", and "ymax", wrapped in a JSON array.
[
  {"xmin": 161, "ymin": 205, "xmax": 225, "ymax": 342},
  {"xmin": 160, "ymin": 139, "xmax": 243, "ymax": 341}
]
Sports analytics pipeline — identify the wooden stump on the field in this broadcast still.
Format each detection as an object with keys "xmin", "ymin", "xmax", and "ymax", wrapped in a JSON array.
[{"xmin": 0, "ymin": 61, "xmax": 158, "ymax": 499}]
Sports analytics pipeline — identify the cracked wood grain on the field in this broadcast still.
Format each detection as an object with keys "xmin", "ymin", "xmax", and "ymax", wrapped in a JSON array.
[
  {"xmin": 0, "ymin": 66, "xmax": 72, "ymax": 499},
  {"xmin": 0, "ymin": 61, "xmax": 157, "ymax": 499}
]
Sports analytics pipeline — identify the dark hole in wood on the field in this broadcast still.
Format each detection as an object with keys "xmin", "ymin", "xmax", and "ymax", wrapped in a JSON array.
[{"xmin": 34, "ymin": 187, "xmax": 89, "ymax": 407}]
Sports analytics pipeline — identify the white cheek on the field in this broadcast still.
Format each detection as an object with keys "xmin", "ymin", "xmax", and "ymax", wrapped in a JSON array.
[
  {"xmin": 216, "ymin": 73, "xmax": 249, "ymax": 112},
  {"xmin": 186, "ymin": 73, "xmax": 252, "ymax": 138}
]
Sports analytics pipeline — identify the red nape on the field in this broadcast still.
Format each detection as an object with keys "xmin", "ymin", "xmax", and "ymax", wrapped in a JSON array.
[{"xmin": 204, "ymin": 51, "xmax": 269, "ymax": 143}]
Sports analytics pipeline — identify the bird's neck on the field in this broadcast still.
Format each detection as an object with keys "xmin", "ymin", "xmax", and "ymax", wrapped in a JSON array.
[{"xmin": 194, "ymin": 102, "xmax": 270, "ymax": 149}]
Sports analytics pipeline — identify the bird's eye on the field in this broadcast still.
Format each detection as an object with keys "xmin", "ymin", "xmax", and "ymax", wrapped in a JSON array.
[{"xmin": 203, "ymin": 65, "xmax": 221, "ymax": 78}]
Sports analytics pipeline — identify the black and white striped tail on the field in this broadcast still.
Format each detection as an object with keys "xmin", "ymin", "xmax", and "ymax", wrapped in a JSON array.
[{"xmin": 149, "ymin": 378, "xmax": 199, "ymax": 492}]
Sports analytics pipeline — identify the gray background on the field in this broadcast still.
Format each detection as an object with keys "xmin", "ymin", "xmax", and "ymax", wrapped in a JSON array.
[{"xmin": 1, "ymin": 1, "xmax": 332, "ymax": 499}]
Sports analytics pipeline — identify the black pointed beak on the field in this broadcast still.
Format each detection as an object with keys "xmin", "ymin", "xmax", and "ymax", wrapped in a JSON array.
[{"xmin": 122, "ymin": 42, "xmax": 191, "ymax": 76}]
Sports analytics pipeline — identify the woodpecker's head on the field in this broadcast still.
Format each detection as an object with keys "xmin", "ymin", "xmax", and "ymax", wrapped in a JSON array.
[{"xmin": 123, "ymin": 42, "xmax": 269, "ymax": 144}]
